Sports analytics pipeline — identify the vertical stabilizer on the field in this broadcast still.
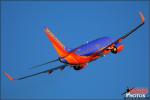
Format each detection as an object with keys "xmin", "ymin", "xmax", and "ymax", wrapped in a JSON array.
[{"xmin": 45, "ymin": 28, "xmax": 68, "ymax": 57}]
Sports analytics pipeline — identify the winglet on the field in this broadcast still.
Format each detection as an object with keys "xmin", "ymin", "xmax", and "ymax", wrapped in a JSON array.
[
  {"xmin": 3, "ymin": 71, "xmax": 14, "ymax": 81},
  {"xmin": 139, "ymin": 11, "xmax": 145, "ymax": 24}
]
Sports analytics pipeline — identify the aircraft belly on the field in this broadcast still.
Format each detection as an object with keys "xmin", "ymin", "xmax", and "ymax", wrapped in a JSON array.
[{"xmin": 64, "ymin": 53, "xmax": 91, "ymax": 65}]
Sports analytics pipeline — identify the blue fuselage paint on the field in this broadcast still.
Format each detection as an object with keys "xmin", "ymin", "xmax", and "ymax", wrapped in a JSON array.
[
  {"xmin": 61, "ymin": 37, "xmax": 114, "ymax": 64},
  {"xmin": 71, "ymin": 37, "xmax": 113, "ymax": 56}
]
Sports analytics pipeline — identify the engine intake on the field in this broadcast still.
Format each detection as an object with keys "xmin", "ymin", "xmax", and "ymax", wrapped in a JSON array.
[
  {"xmin": 111, "ymin": 47, "xmax": 118, "ymax": 54},
  {"xmin": 111, "ymin": 45, "xmax": 124, "ymax": 54}
]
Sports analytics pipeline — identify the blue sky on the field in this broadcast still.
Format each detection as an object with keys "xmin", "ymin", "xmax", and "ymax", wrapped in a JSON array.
[{"xmin": 1, "ymin": 1, "xmax": 149, "ymax": 99}]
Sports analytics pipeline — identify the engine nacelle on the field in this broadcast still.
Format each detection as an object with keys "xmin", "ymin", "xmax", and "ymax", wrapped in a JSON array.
[
  {"xmin": 73, "ymin": 66, "xmax": 83, "ymax": 70},
  {"xmin": 73, "ymin": 64, "xmax": 87, "ymax": 70},
  {"xmin": 111, "ymin": 43, "xmax": 124, "ymax": 54}
]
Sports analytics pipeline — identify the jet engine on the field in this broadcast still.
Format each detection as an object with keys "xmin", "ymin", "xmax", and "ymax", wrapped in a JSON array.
[
  {"xmin": 111, "ymin": 43, "xmax": 124, "ymax": 54},
  {"xmin": 73, "ymin": 64, "xmax": 87, "ymax": 70},
  {"xmin": 73, "ymin": 66, "xmax": 83, "ymax": 70}
]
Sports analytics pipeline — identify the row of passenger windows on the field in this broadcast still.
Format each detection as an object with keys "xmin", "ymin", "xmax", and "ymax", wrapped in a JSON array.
[{"xmin": 76, "ymin": 44, "xmax": 101, "ymax": 55}]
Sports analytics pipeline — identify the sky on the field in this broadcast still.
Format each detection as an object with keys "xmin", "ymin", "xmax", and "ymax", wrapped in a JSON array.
[{"xmin": 1, "ymin": 1, "xmax": 150, "ymax": 100}]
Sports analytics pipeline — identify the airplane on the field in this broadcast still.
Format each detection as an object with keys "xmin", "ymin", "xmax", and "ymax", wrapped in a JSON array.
[
  {"xmin": 4, "ymin": 12, "xmax": 145, "ymax": 80},
  {"xmin": 121, "ymin": 87, "xmax": 135, "ymax": 95}
]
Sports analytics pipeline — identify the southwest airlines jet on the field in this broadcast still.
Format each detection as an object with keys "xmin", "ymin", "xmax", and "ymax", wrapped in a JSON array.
[{"xmin": 4, "ymin": 12, "xmax": 145, "ymax": 80}]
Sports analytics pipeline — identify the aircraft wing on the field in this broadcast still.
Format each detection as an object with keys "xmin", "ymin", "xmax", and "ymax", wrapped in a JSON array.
[
  {"xmin": 4, "ymin": 64, "xmax": 68, "ymax": 80},
  {"xmin": 91, "ymin": 12, "xmax": 145, "ymax": 57}
]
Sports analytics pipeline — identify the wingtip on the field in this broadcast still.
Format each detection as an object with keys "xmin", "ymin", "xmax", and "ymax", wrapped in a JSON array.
[
  {"xmin": 139, "ymin": 11, "xmax": 145, "ymax": 24},
  {"xmin": 3, "ymin": 71, "xmax": 14, "ymax": 81}
]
